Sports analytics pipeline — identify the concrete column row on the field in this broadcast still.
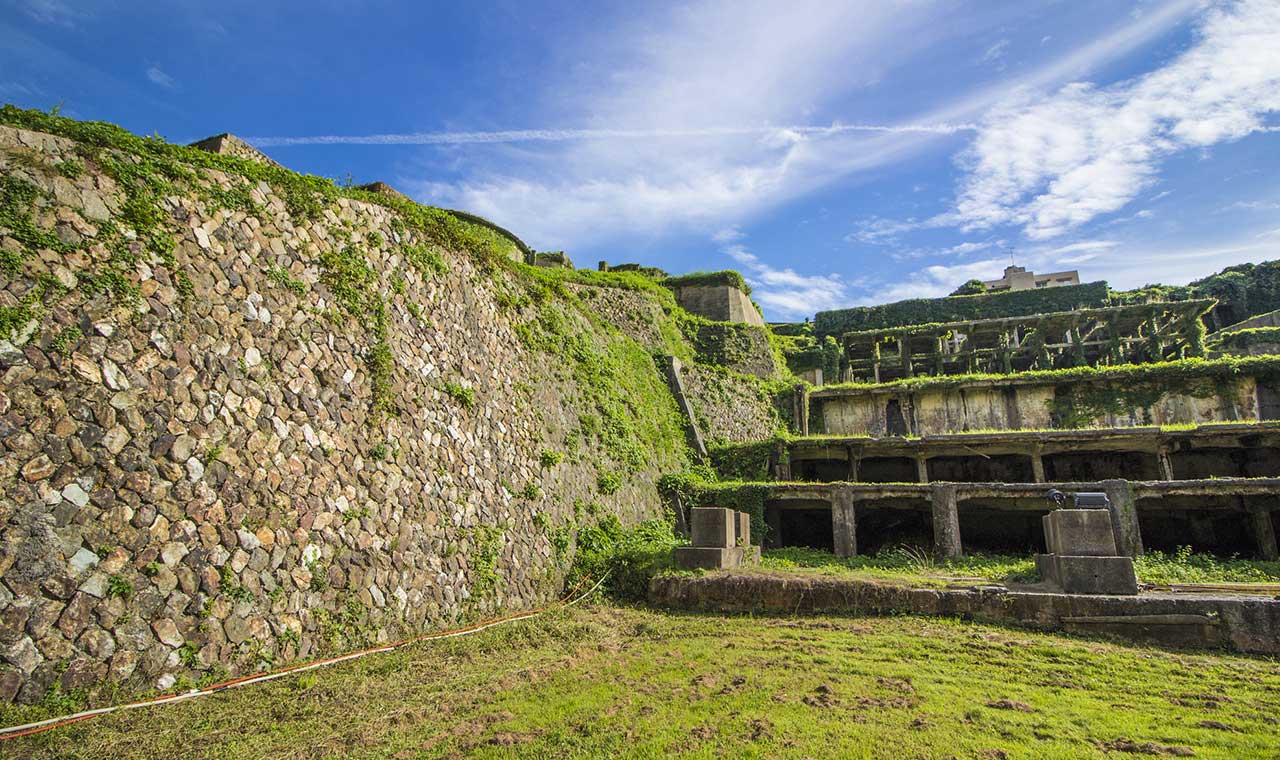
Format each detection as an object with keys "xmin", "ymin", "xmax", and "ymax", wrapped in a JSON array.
[
  {"xmin": 903, "ymin": 447, "xmax": 1180, "ymax": 485},
  {"xmin": 826, "ymin": 479, "xmax": 1279, "ymax": 561}
]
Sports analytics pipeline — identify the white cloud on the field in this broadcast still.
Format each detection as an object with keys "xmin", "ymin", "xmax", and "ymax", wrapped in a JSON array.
[
  {"xmin": 982, "ymin": 39, "xmax": 1010, "ymax": 70},
  {"xmin": 403, "ymin": 0, "xmax": 1197, "ymax": 251},
  {"xmin": 1228, "ymin": 200, "xmax": 1280, "ymax": 211},
  {"xmin": 858, "ymin": 231, "xmax": 1277, "ymax": 306},
  {"xmin": 16, "ymin": 0, "xmax": 81, "ymax": 26},
  {"xmin": 146, "ymin": 65, "xmax": 175, "ymax": 89},
  {"xmin": 862, "ymin": 257, "xmax": 1009, "ymax": 303},
  {"xmin": 717, "ymin": 239, "xmax": 848, "ymax": 319},
  {"xmin": 711, "ymin": 226, "xmax": 744, "ymax": 244},
  {"xmin": 945, "ymin": 241, "xmax": 991, "ymax": 255},
  {"xmin": 953, "ymin": 0, "xmax": 1280, "ymax": 240},
  {"xmin": 249, "ymin": 122, "xmax": 975, "ymax": 148}
]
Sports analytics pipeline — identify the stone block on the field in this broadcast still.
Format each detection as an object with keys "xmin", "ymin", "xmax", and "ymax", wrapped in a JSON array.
[
  {"xmin": 673, "ymin": 547, "xmax": 746, "ymax": 571},
  {"xmin": 1036, "ymin": 554, "xmax": 1138, "ymax": 595},
  {"xmin": 690, "ymin": 508, "xmax": 735, "ymax": 548},
  {"xmin": 734, "ymin": 512, "xmax": 751, "ymax": 547},
  {"xmin": 1042, "ymin": 509, "xmax": 1117, "ymax": 557}
]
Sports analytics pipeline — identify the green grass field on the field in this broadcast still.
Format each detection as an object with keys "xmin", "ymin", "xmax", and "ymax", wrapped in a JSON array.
[
  {"xmin": 758, "ymin": 547, "xmax": 1280, "ymax": 587},
  {"xmin": 5, "ymin": 605, "xmax": 1279, "ymax": 759}
]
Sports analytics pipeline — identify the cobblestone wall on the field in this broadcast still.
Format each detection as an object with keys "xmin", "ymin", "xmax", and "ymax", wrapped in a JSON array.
[{"xmin": 0, "ymin": 124, "xmax": 691, "ymax": 702}]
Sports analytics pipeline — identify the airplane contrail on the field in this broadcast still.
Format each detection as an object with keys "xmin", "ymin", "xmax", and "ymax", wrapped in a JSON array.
[{"xmin": 244, "ymin": 122, "xmax": 979, "ymax": 147}]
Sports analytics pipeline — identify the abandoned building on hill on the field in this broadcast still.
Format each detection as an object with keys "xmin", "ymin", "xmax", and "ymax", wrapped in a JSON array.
[{"xmin": 738, "ymin": 281, "xmax": 1280, "ymax": 564}]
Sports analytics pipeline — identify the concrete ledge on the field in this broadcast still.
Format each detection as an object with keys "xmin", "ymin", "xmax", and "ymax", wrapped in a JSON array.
[
  {"xmin": 673, "ymin": 547, "xmax": 745, "ymax": 570},
  {"xmin": 649, "ymin": 571, "xmax": 1280, "ymax": 654}
]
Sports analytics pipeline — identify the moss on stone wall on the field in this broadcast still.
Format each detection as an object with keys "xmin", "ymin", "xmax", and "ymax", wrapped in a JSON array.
[{"xmin": 0, "ymin": 110, "xmax": 794, "ymax": 703}]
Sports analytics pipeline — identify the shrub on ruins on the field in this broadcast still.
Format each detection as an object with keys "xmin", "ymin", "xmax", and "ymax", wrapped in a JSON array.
[
  {"xmin": 949, "ymin": 279, "xmax": 986, "ymax": 297},
  {"xmin": 566, "ymin": 516, "xmax": 683, "ymax": 601}
]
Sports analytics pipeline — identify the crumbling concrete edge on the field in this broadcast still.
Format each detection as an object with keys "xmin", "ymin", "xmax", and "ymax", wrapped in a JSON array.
[{"xmin": 648, "ymin": 572, "xmax": 1280, "ymax": 655}]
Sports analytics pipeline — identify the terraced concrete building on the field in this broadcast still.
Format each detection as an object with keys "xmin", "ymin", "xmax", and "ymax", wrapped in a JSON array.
[{"xmin": 706, "ymin": 284, "xmax": 1280, "ymax": 564}]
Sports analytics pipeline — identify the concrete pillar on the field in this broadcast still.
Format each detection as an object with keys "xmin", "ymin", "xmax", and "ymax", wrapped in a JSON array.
[
  {"xmin": 764, "ymin": 507, "xmax": 782, "ymax": 550},
  {"xmin": 1030, "ymin": 448, "xmax": 1046, "ymax": 484},
  {"xmin": 1101, "ymin": 479, "xmax": 1144, "ymax": 557},
  {"xmin": 1157, "ymin": 447, "xmax": 1175, "ymax": 481},
  {"xmin": 1250, "ymin": 510, "xmax": 1278, "ymax": 561},
  {"xmin": 916, "ymin": 456, "xmax": 930, "ymax": 484},
  {"xmin": 832, "ymin": 488, "xmax": 857, "ymax": 558},
  {"xmin": 930, "ymin": 484, "xmax": 962, "ymax": 560},
  {"xmin": 845, "ymin": 446, "xmax": 860, "ymax": 483}
]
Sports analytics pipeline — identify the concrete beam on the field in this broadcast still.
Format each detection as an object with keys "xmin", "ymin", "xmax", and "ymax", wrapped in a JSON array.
[
  {"xmin": 930, "ymin": 484, "xmax": 963, "ymax": 560},
  {"xmin": 1101, "ymin": 479, "xmax": 1144, "ymax": 557}
]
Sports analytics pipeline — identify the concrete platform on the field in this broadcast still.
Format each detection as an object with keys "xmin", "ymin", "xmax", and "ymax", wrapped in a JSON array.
[{"xmin": 649, "ymin": 571, "xmax": 1280, "ymax": 654}]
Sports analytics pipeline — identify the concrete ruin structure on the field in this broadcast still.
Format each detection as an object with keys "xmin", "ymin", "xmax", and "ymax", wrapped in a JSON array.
[
  {"xmin": 695, "ymin": 281, "xmax": 1280, "ymax": 570},
  {"xmin": 982, "ymin": 265, "xmax": 1080, "ymax": 292},
  {"xmin": 667, "ymin": 281, "xmax": 766, "ymax": 326},
  {"xmin": 1036, "ymin": 504, "xmax": 1139, "ymax": 595},
  {"xmin": 674, "ymin": 508, "xmax": 759, "ymax": 570}
]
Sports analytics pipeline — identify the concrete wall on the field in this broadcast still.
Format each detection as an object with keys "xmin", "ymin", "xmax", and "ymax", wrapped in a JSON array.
[
  {"xmin": 0, "ymin": 124, "xmax": 698, "ymax": 702},
  {"xmin": 817, "ymin": 378, "xmax": 1260, "ymax": 437},
  {"xmin": 672, "ymin": 285, "xmax": 765, "ymax": 327}
]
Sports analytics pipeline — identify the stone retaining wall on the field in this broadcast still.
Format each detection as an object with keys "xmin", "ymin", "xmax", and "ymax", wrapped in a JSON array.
[{"xmin": 0, "ymin": 123, "xmax": 709, "ymax": 702}]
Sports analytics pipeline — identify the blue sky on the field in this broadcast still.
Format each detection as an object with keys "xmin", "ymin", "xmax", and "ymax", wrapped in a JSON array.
[{"xmin": 3, "ymin": 0, "xmax": 1279, "ymax": 320}]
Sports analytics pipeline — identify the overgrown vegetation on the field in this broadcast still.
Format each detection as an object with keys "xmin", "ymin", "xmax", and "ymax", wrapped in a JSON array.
[
  {"xmin": 815, "ymin": 281, "xmax": 1111, "ymax": 336},
  {"xmin": 1210, "ymin": 326, "xmax": 1280, "ymax": 350},
  {"xmin": 756, "ymin": 546, "xmax": 1280, "ymax": 587},
  {"xmin": 759, "ymin": 547, "xmax": 1039, "ymax": 585},
  {"xmin": 1115, "ymin": 259, "xmax": 1280, "ymax": 331},
  {"xmin": 7, "ymin": 605, "xmax": 1278, "ymax": 758},
  {"xmin": 1134, "ymin": 546, "xmax": 1280, "ymax": 585},
  {"xmin": 661, "ymin": 269, "xmax": 751, "ymax": 294},
  {"xmin": 565, "ymin": 517, "xmax": 682, "ymax": 601},
  {"xmin": 820, "ymin": 354, "xmax": 1280, "ymax": 398}
]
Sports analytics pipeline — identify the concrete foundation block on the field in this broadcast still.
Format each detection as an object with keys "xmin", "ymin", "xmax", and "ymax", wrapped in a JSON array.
[
  {"xmin": 1036, "ymin": 554, "xmax": 1138, "ymax": 595},
  {"xmin": 1042, "ymin": 509, "xmax": 1119, "ymax": 557},
  {"xmin": 674, "ymin": 547, "xmax": 746, "ymax": 570},
  {"xmin": 690, "ymin": 508, "xmax": 735, "ymax": 548}
]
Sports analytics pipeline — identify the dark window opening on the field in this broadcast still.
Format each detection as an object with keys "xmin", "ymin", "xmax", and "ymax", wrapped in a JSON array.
[
  {"xmin": 957, "ymin": 505, "xmax": 1049, "ymax": 554},
  {"xmin": 885, "ymin": 399, "xmax": 908, "ymax": 436},
  {"xmin": 791, "ymin": 458, "xmax": 851, "ymax": 482},
  {"xmin": 855, "ymin": 504, "xmax": 932, "ymax": 555},
  {"xmin": 858, "ymin": 457, "xmax": 917, "ymax": 483},
  {"xmin": 1043, "ymin": 451, "xmax": 1158, "ymax": 482},
  {"xmin": 1136, "ymin": 502, "xmax": 1259, "ymax": 557},
  {"xmin": 764, "ymin": 501, "xmax": 833, "ymax": 551},
  {"xmin": 927, "ymin": 455, "xmax": 1034, "ymax": 483},
  {"xmin": 1258, "ymin": 383, "xmax": 1280, "ymax": 421},
  {"xmin": 1169, "ymin": 447, "xmax": 1280, "ymax": 479}
]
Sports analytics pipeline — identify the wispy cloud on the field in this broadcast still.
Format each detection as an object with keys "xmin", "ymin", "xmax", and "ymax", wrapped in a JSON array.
[
  {"xmin": 146, "ymin": 65, "xmax": 175, "ymax": 89},
  {"xmin": 981, "ymin": 39, "xmax": 1010, "ymax": 71},
  {"xmin": 952, "ymin": 0, "xmax": 1280, "ymax": 240},
  {"xmin": 1227, "ymin": 200, "xmax": 1280, "ymax": 212},
  {"xmin": 15, "ymin": 0, "xmax": 81, "ymax": 26},
  {"xmin": 248, "ymin": 122, "xmax": 977, "ymax": 148},
  {"xmin": 716, "ymin": 228, "xmax": 849, "ymax": 318},
  {"xmin": 399, "ymin": 0, "xmax": 1195, "ymax": 251}
]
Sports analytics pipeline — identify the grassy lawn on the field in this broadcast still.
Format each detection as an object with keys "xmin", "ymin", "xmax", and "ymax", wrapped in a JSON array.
[
  {"xmin": 5, "ymin": 605, "xmax": 1279, "ymax": 759},
  {"xmin": 758, "ymin": 547, "xmax": 1280, "ymax": 587}
]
